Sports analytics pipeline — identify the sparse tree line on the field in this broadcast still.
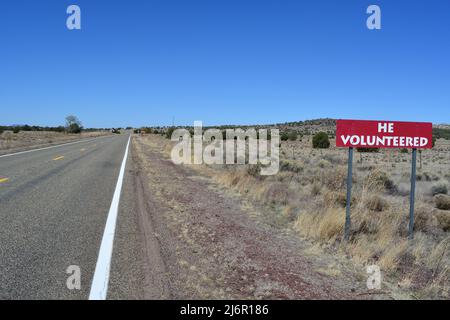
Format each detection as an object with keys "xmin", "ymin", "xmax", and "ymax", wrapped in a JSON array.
[
  {"xmin": 0, "ymin": 115, "xmax": 113, "ymax": 135},
  {"xmin": 137, "ymin": 124, "xmax": 450, "ymax": 152}
]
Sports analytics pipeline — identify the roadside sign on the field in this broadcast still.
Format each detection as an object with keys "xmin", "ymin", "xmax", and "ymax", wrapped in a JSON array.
[
  {"xmin": 336, "ymin": 119, "xmax": 433, "ymax": 240},
  {"xmin": 336, "ymin": 119, "xmax": 433, "ymax": 149}
]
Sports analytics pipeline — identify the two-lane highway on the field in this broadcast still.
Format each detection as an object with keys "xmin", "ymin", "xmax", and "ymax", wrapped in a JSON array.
[{"xmin": 0, "ymin": 134, "xmax": 144, "ymax": 299}]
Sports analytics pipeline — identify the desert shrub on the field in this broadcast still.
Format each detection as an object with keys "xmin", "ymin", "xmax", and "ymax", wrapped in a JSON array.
[
  {"xmin": 264, "ymin": 182, "xmax": 294, "ymax": 206},
  {"xmin": 323, "ymin": 191, "xmax": 354, "ymax": 208},
  {"xmin": 417, "ymin": 172, "xmax": 439, "ymax": 182},
  {"xmin": 433, "ymin": 128, "xmax": 450, "ymax": 140},
  {"xmin": 282, "ymin": 205, "xmax": 299, "ymax": 222},
  {"xmin": 322, "ymin": 167, "xmax": 347, "ymax": 190},
  {"xmin": 279, "ymin": 160, "xmax": 303, "ymax": 173},
  {"xmin": 13, "ymin": 127, "xmax": 20, "ymax": 134},
  {"xmin": 414, "ymin": 207, "xmax": 431, "ymax": 232},
  {"xmin": 247, "ymin": 163, "xmax": 262, "ymax": 177},
  {"xmin": 365, "ymin": 195, "xmax": 389, "ymax": 212},
  {"xmin": 311, "ymin": 183, "xmax": 322, "ymax": 196},
  {"xmin": 317, "ymin": 159, "xmax": 330, "ymax": 168},
  {"xmin": 280, "ymin": 132, "xmax": 289, "ymax": 141},
  {"xmin": 435, "ymin": 194, "xmax": 450, "ymax": 210},
  {"xmin": 431, "ymin": 183, "xmax": 448, "ymax": 196},
  {"xmin": 357, "ymin": 165, "xmax": 375, "ymax": 172},
  {"xmin": 312, "ymin": 132, "xmax": 330, "ymax": 149},
  {"xmin": 436, "ymin": 212, "xmax": 450, "ymax": 231},
  {"xmin": 366, "ymin": 170, "xmax": 396, "ymax": 193},
  {"xmin": 287, "ymin": 131, "xmax": 298, "ymax": 141},
  {"xmin": 357, "ymin": 148, "xmax": 379, "ymax": 153},
  {"xmin": 351, "ymin": 211, "xmax": 381, "ymax": 235},
  {"xmin": 323, "ymin": 154, "xmax": 344, "ymax": 165}
]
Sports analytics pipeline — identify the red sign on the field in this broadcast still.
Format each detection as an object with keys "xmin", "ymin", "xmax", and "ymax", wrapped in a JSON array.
[{"xmin": 336, "ymin": 119, "xmax": 433, "ymax": 149}]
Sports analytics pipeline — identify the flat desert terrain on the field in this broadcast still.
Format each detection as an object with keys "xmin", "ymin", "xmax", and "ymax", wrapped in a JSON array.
[{"xmin": 133, "ymin": 132, "xmax": 449, "ymax": 299}]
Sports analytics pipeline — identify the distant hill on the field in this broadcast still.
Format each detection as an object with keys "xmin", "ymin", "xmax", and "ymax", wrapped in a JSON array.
[{"xmin": 145, "ymin": 118, "xmax": 450, "ymax": 140}]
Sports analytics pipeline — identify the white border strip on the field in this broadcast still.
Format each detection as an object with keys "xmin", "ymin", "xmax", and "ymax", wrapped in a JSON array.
[
  {"xmin": 89, "ymin": 135, "xmax": 131, "ymax": 300},
  {"xmin": 0, "ymin": 136, "xmax": 111, "ymax": 159}
]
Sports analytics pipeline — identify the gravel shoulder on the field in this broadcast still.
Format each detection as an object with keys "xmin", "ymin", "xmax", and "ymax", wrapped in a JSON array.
[{"xmin": 132, "ymin": 135, "xmax": 379, "ymax": 299}]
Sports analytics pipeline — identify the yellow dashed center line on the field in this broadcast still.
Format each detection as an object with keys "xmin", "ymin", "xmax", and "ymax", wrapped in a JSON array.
[
  {"xmin": 53, "ymin": 156, "xmax": 65, "ymax": 161},
  {"xmin": 0, "ymin": 177, "xmax": 9, "ymax": 183}
]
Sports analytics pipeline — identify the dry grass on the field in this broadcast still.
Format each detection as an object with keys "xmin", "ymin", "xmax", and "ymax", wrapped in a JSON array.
[
  {"xmin": 0, "ymin": 130, "xmax": 110, "ymax": 154},
  {"xmin": 152, "ymin": 133, "xmax": 450, "ymax": 299}
]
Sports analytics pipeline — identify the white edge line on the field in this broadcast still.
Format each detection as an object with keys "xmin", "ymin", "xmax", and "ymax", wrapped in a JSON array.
[
  {"xmin": 89, "ymin": 135, "xmax": 131, "ymax": 300},
  {"xmin": 0, "ymin": 135, "xmax": 113, "ymax": 159}
]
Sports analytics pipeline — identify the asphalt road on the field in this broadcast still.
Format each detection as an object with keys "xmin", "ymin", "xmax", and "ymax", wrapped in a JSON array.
[{"xmin": 0, "ymin": 134, "xmax": 144, "ymax": 299}]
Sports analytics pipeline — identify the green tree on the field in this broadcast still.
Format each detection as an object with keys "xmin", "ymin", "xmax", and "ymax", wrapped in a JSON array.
[
  {"xmin": 65, "ymin": 115, "xmax": 83, "ymax": 134},
  {"xmin": 312, "ymin": 132, "xmax": 330, "ymax": 149},
  {"xmin": 165, "ymin": 127, "xmax": 176, "ymax": 139},
  {"xmin": 280, "ymin": 131, "xmax": 289, "ymax": 141}
]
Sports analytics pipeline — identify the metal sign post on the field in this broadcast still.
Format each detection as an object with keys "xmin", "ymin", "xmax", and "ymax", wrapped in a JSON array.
[
  {"xmin": 408, "ymin": 148, "xmax": 417, "ymax": 240},
  {"xmin": 344, "ymin": 147, "xmax": 353, "ymax": 241}
]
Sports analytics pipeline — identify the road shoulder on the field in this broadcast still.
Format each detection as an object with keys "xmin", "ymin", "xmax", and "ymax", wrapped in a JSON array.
[{"xmin": 131, "ymin": 135, "xmax": 373, "ymax": 299}]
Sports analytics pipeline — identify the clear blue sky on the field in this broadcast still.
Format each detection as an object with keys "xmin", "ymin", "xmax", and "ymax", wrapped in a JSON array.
[{"xmin": 1, "ymin": 0, "xmax": 449, "ymax": 128}]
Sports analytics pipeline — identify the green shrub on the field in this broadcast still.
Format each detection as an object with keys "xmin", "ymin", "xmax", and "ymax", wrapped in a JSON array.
[
  {"xmin": 165, "ymin": 127, "xmax": 176, "ymax": 139},
  {"xmin": 280, "ymin": 132, "xmax": 289, "ymax": 141},
  {"xmin": 312, "ymin": 132, "xmax": 330, "ymax": 149},
  {"xmin": 431, "ymin": 183, "xmax": 448, "ymax": 196},
  {"xmin": 287, "ymin": 131, "xmax": 298, "ymax": 141},
  {"xmin": 356, "ymin": 148, "xmax": 379, "ymax": 153},
  {"xmin": 433, "ymin": 128, "xmax": 450, "ymax": 140},
  {"xmin": 279, "ymin": 160, "xmax": 303, "ymax": 173},
  {"xmin": 68, "ymin": 123, "xmax": 82, "ymax": 134}
]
